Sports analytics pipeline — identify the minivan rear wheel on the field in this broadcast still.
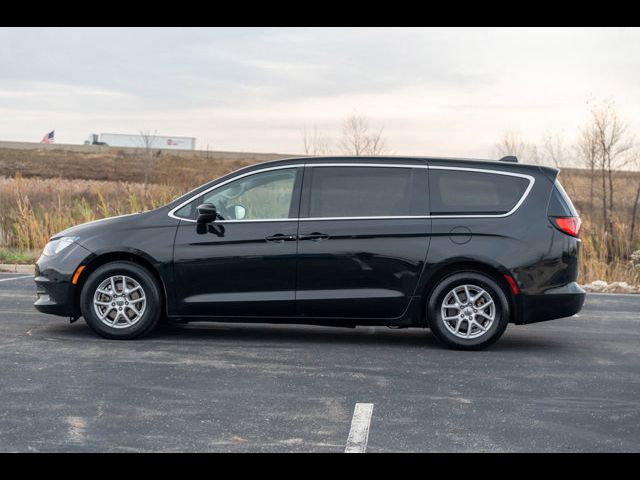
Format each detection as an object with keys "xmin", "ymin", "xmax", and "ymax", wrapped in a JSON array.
[
  {"xmin": 80, "ymin": 261, "xmax": 161, "ymax": 339},
  {"xmin": 427, "ymin": 271, "xmax": 509, "ymax": 350}
]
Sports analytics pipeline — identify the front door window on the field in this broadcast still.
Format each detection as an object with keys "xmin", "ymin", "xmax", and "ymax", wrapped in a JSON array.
[{"xmin": 202, "ymin": 168, "xmax": 297, "ymax": 221}]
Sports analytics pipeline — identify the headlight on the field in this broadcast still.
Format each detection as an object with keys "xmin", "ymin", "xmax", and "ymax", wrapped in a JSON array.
[{"xmin": 42, "ymin": 236, "xmax": 79, "ymax": 256}]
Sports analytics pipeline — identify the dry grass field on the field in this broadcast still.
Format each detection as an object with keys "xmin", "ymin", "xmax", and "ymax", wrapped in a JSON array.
[
  {"xmin": 1, "ymin": 145, "xmax": 639, "ymax": 286},
  {"xmin": 556, "ymin": 168, "xmax": 640, "ymax": 287},
  {"xmin": 0, "ymin": 175, "xmax": 179, "ymax": 252},
  {"xmin": 0, "ymin": 145, "xmax": 290, "ymax": 264},
  {"xmin": 560, "ymin": 167, "xmax": 640, "ymax": 223},
  {"xmin": 0, "ymin": 146, "xmax": 274, "ymax": 189}
]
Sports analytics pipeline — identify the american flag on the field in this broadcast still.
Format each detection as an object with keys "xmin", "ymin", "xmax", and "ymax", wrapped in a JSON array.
[{"xmin": 40, "ymin": 130, "xmax": 55, "ymax": 144}]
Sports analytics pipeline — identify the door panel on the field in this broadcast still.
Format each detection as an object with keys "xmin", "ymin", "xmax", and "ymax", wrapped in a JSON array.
[
  {"xmin": 172, "ymin": 166, "xmax": 302, "ymax": 318},
  {"xmin": 173, "ymin": 220, "xmax": 298, "ymax": 317},
  {"xmin": 296, "ymin": 165, "xmax": 431, "ymax": 319},
  {"xmin": 296, "ymin": 219, "xmax": 431, "ymax": 319}
]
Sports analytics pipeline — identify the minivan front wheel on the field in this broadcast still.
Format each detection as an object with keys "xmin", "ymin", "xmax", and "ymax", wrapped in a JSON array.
[
  {"xmin": 80, "ymin": 261, "xmax": 161, "ymax": 339},
  {"xmin": 427, "ymin": 271, "xmax": 509, "ymax": 350}
]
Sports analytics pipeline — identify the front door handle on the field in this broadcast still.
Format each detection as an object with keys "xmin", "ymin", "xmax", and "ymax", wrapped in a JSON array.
[
  {"xmin": 299, "ymin": 232, "xmax": 329, "ymax": 241},
  {"xmin": 265, "ymin": 234, "xmax": 297, "ymax": 243}
]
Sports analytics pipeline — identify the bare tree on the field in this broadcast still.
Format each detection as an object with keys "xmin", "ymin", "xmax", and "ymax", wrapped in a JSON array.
[
  {"xmin": 366, "ymin": 127, "xmax": 387, "ymax": 156},
  {"xmin": 339, "ymin": 114, "xmax": 368, "ymax": 156},
  {"xmin": 577, "ymin": 123, "xmax": 599, "ymax": 216},
  {"xmin": 139, "ymin": 130, "xmax": 161, "ymax": 195},
  {"xmin": 584, "ymin": 101, "xmax": 634, "ymax": 248},
  {"xmin": 540, "ymin": 134, "xmax": 569, "ymax": 168},
  {"xmin": 540, "ymin": 134, "xmax": 577, "ymax": 197},
  {"xmin": 339, "ymin": 114, "xmax": 388, "ymax": 156},
  {"xmin": 494, "ymin": 130, "xmax": 530, "ymax": 161},
  {"xmin": 628, "ymin": 150, "xmax": 640, "ymax": 245},
  {"xmin": 302, "ymin": 123, "xmax": 331, "ymax": 156}
]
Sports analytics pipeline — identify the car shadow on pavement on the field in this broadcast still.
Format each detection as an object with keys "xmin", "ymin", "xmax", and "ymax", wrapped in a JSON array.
[{"xmin": 33, "ymin": 320, "xmax": 574, "ymax": 353}]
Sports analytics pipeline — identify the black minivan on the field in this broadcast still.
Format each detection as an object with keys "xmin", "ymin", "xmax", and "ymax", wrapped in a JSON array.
[{"xmin": 34, "ymin": 156, "xmax": 585, "ymax": 349}]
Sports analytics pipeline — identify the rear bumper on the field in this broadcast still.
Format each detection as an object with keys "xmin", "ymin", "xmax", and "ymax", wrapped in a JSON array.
[{"xmin": 516, "ymin": 282, "xmax": 586, "ymax": 325}]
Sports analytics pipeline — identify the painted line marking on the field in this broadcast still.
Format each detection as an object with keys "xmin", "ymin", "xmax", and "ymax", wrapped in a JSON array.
[
  {"xmin": 0, "ymin": 275, "xmax": 33, "ymax": 283},
  {"xmin": 345, "ymin": 403, "xmax": 374, "ymax": 453}
]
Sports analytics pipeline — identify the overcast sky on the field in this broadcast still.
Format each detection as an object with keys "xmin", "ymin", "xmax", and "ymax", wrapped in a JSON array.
[{"xmin": 1, "ymin": 27, "xmax": 639, "ymax": 157}]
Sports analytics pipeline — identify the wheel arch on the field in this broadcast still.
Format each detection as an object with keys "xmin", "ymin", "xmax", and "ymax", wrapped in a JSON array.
[
  {"xmin": 71, "ymin": 250, "xmax": 168, "ymax": 318},
  {"xmin": 418, "ymin": 258, "xmax": 518, "ymax": 326}
]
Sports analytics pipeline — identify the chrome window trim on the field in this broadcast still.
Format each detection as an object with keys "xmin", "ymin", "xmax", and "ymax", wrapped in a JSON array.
[
  {"xmin": 306, "ymin": 162, "xmax": 428, "ymax": 169},
  {"xmin": 168, "ymin": 162, "xmax": 535, "ymax": 223}
]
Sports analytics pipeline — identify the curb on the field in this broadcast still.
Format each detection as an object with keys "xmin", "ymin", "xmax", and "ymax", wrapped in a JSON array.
[{"xmin": 0, "ymin": 264, "xmax": 35, "ymax": 274}]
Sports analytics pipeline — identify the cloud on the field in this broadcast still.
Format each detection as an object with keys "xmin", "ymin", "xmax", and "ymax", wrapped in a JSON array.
[{"xmin": 0, "ymin": 27, "xmax": 639, "ymax": 156}]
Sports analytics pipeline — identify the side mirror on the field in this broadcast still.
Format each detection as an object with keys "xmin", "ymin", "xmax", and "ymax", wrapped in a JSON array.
[
  {"xmin": 229, "ymin": 204, "xmax": 247, "ymax": 220},
  {"xmin": 196, "ymin": 203, "xmax": 217, "ymax": 224}
]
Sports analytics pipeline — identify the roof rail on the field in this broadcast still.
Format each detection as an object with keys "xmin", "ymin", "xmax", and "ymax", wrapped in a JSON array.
[{"xmin": 499, "ymin": 155, "xmax": 518, "ymax": 163}]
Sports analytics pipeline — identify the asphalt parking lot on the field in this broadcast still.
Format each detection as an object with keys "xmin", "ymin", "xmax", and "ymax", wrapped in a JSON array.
[{"xmin": 1, "ymin": 272, "xmax": 639, "ymax": 452}]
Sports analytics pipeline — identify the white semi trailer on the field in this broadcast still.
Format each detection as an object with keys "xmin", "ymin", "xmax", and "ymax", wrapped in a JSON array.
[{"xmin": 85, "ymin": 133, "xmax": 196, "ymax": 150}]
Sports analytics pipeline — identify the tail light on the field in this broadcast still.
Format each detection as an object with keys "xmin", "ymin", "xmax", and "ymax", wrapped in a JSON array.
[{"xmin": 549, "ymin": 216, "xmax": 581, "ymax": 237}]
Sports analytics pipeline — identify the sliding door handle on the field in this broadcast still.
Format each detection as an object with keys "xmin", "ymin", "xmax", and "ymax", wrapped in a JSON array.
[
  {"xmin": 299, "ymin": 232, "xmax": 329, "ymax": 241},
  {"xmin": 265, "ymin": 234, "xmax": 297, "ymax": 243}
]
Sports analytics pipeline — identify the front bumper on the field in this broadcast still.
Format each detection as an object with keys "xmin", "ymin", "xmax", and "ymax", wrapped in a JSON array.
[
  {"xmin": 34, "ymin": 242, "xmax": 92, "ymax": 317},
  {"xmin": 516, "ymin": 282, "xmax": 586, "ymax": 325}
]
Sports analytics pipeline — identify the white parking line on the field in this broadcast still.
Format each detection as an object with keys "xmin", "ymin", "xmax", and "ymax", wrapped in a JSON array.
[
  {"xmin": 0, "ymin": 275, "xmax": 33, "ymax": 283},
  {"xmin": 345, "ymin": 403, "xmax": 374, "ymax": 453}
]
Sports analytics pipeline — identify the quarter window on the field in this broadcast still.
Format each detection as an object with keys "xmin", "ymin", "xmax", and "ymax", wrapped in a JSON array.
[
  {"xmin": 548, "ymin": 179, "xmax": 578, "ymax": 217},
  {"xmin": 307, "ymin": 166, "xmax": 427, "ymax": 218},
  {"xmin": 174, "ymin": 201, "xmax": 196, "ymax": 219},
  {"xmin": 429, "ymin": 169, "xmax": 530, "ymax": 215}
]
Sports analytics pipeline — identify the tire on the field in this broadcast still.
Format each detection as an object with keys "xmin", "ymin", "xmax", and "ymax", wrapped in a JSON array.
[
  {"xmin": 426, "ymin": 271, "xmax": 510, "ymax": 350},
  {"xmin": 80, "ymin": 261, "xmax": 162, "ymax": 340}
]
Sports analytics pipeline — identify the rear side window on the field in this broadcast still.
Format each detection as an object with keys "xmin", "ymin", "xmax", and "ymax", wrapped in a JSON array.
[
  {"xmin": 547, "ymin": 179, "xmax": 579, "ymax": 217},
  {"xmin": 307, "ymin": 166, "xmax": 428, "ymax": 218},
  {"xmin": 429, "ymin": 169, "xmax": 530, "ymax": 215}
]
